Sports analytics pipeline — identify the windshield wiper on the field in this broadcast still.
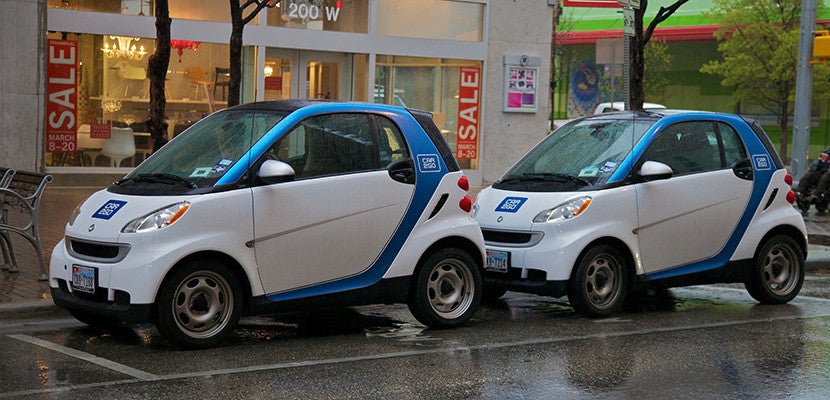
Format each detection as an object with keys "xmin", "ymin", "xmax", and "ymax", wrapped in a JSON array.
[
  {"xmin": 117, "ymin": 173, "xmax": 197, "ymax": 189},
  {"xmin": 518, "ymin": 173, "xmax": 591, "ymax": 186}
]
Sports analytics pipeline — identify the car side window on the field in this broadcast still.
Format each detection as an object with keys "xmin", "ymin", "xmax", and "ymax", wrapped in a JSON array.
[
  {"xmin": 264, "ymin": 113, "xmax": 410, "ymax": 181},
  {"xmin": 717, "ymin": 122, "xmax": 748, "ymax": 167},
  {"xmin": 374, "ymin": 115, "xmax": 409, "ymax": 167},
  {"xmin": 642, "ymin": 121, "xmax": 721, "ymax": 176}
]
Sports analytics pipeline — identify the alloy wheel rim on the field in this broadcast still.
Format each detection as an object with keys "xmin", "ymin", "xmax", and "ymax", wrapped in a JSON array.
[
  {"xmin": 426, "ymin": 258, "xmax": 475, "ymax": 319},
  {"xmin": 172, "ymin": 270, "xmax": 233, "ymax": 339},
  {"xmin": 584, "ymin": 254, "xmax": 621, "ymax": 310},
  {"xmin": 763, "ymin": 244, "xmax": 799, "ymax": 296}
]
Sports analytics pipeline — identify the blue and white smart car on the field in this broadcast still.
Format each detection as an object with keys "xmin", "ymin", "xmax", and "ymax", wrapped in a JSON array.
[
  {"xmin": 50, "ymin": 100, "xmax": 485, "ymax": 348},
  {"xmin": 474, "ymin": 111, "xmax": 806, "ymax": 317}
]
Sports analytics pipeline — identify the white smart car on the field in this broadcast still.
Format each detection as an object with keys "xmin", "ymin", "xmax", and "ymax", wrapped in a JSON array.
[
  {"xmin": 50, "ymin": 100, "xmax": 485, "ymax": 348},
  {"xmin": 474, "ymin": 111, "xmax": 806, "ymax": 317}
]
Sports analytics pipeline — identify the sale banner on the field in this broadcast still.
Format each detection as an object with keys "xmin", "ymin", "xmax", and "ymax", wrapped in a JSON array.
[
  {"xmin": 456, "ymin": 66, "xmax": 480, "ymax": 160},
  {"xmin": 46, "ymin": 39, "xmax": 78, "ymax": 153}
]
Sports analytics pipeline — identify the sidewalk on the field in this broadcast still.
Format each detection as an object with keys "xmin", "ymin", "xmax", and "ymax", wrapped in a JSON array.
[{"xmin": 2, "ymin": 186, "xmax": 830, "ymax": 314}]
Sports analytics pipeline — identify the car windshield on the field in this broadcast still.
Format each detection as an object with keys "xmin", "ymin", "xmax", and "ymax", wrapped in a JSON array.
[
  {"xmin": 114, "ymin": 109, "xmax": 286, "ymax": 193},
  {"xmin": 494, "ymin": 118, "xmax": 655, "ymax": 191}
]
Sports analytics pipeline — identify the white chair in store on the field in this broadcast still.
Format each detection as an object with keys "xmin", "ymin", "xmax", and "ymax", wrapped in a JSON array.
[
  {"xmin": 76, "ymin": 124, "xmax": 107, "ymax": 166},
  {"xmin": 102, "ymin": 127, "xmax": 136, "ymax": 167},
  {"xmin": 116, "ymin": 61, "xmax": 147, "ymax": 98}
]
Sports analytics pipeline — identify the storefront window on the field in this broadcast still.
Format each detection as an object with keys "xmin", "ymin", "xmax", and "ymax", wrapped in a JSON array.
[
  {"xmin": 48, "ymin": 0, "xmax": 246, "ymax": 23},
  {"xmin": 266, "ymin": 0, "xmax": 368, "ymax": 33},
  {"xmin": 48, "ymin": 0, "xmax": 152, "ymax": 15},
  {"xmin": 375, "ymin": 56, "xmax": 482, "ymax": 169},
  {"xmin": 376, "ymin": 0, "xmax": 483, "ymax": 42},
  {"xmin": 45, "ymin": 32, "xmax": 230, "ymax": 169}
]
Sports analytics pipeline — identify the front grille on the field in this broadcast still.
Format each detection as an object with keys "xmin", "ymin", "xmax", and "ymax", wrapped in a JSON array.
[
  {"xmin": 482, "ymin": 229, "xmax": 544, "ymax": 247},
  {"xmin": 66, "ymin": 237, "xmax": 130, "ymax": 263},
  {"xmin": 71, "ymin": 240, "xmax": 119, "ymax": 259},
  {"xmin": 483, "ymin": 229, "xmax": 532, "ymax": 244}
]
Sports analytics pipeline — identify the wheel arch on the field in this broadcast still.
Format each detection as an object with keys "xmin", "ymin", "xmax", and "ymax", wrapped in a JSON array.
[
  {"xmin": 152, "ymin": 250, "xmax": 254, "ymax": 322},
  {"xmin": 571, "ymin": 236, "xmax": 637, "ymax": 285},
  {"xmin": 415, "ymin": 236, "xmax": 484, "ymax": 273},
  {"xmin": 755, "ymin": 224, "xmax": 808, "ymax": 260}
]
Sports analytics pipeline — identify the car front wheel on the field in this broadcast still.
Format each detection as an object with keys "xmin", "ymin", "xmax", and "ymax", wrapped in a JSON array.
[
  {"xmin": 745, "ymin": 235, "xmax": 804, "ymax": 304},
  {"xmin": 568, "ymin": 244, "xmax": 628, "ymax": 317},
  {"xmin": 155, "ymin": 259, "xmax": 243, "ymax": 349},
  {"xmin": 408, "ymin": 248, "xmax": 482, "ymax": 328}
]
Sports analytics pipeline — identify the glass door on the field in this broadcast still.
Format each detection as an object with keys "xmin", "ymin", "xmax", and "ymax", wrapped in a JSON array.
[
  {"xmin": 262, "ymin": 49, "xmax": 352, "ymax": 100},
  {"xmin": 300, "ymin": 51, "xmax": 352, "ymax": 100}
]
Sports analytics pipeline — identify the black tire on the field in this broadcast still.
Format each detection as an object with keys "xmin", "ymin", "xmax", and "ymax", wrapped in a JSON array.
[
  {"xmin": 155, "ymin": 259, "xmax": 243, "ymax": 349},
  {"xmin": 69, "ymin": 309, "xmax": 119, "ymax": 329},
  {"xmin": 745, "ymin": 235, "xmax": 804, "ymax": 304},
  {"xmin": 408, "ymin": 248, "xmax": 482, "ymax": 329},
  {"xmin": 567, "ymin": 244, "xmax": 628, "ymax": 317}
]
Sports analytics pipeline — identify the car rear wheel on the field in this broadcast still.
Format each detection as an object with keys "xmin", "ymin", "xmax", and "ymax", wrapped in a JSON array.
[
  {"xmin": 745, "ymin": 235, "xmax": 804, "ymax": 304},
  {"xmin": 568, "ymin": 244, "xmax": 628, "ymax": 317},
  {"xmin": 155, "ymin": 259, "xmax": 242, "ymax": 349},
  {"xmin": 408, "ymin": 248, "xmax": 482, "ymax": 328}
]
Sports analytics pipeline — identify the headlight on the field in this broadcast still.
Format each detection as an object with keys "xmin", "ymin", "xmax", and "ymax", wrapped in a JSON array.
[
  {"xmin": 533, "ymin": 196, "xmax": 592, "ymax": 223},
  {"xmin": 122, "ymin": 202, "xmax": 190, "ymax": 233},
  {"xmin": 67, "ymin": 204, "xmax": 81, "ymax": 226}
]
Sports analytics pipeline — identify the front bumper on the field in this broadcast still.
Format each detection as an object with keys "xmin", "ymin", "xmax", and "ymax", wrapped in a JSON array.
[{"xmin": 50, "ymin": 279, "xmax": 152, "ymax": 323}]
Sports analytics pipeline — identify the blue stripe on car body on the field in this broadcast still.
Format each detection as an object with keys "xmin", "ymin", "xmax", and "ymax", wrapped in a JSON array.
[
  {"xmin": 623, "ymin": 113, "xmax": 776, "ymax": 280},
  {"xmin": 246, "ymin": 104, "xmax": 448, "ymax": 302}
]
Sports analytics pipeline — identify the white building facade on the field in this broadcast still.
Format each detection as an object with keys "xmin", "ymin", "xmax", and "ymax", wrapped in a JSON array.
[{"xmin": 1, "ymin": 0, "xmax": 553, "ymax": 186}]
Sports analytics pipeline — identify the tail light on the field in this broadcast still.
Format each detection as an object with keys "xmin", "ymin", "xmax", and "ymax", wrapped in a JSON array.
[
  {"xmin": 458, "ymin": 175, "xmax": 469, "ymax": 191},
  {"xmin": 786, "ymin": 190, "xmax": 796, "ymax": 204},
  {"xmin": 784, "ymin": 173, "xmax": 793, "ymax": 186},
  {"xmin": 459, "ymin": 195, "xmax": 472, "ymax": 212}
]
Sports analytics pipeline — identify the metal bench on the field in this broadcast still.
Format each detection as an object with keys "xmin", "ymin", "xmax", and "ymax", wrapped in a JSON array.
[
  {"xmin": 0, "ymin": 167, "xmax": 13, "ymax": 188},
  {"xmin": 0, "ymin": 170, "xmax": 53, "ymax": 281}
]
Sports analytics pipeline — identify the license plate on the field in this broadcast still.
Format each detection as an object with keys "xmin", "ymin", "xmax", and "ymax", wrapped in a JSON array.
[
  {"xmin": 485, "ymin": 250, "xmax": 509, "ymax": 273},
  {"xmin": 72, "ymin": 265, "xmax": 96, "ymax": 294}
]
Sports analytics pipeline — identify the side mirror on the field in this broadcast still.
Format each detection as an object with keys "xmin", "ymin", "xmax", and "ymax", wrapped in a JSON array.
[
  {"xmin": 638, "ymin": 160, "xmax": 673, "ymax": 182},
  {"xmin": 258, "ymin": 159, "xmax": 295, "ymax": 184}
]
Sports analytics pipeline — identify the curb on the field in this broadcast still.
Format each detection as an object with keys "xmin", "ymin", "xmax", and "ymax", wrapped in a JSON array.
[
  {"xmin": 809, "ymin": 233, "xmax": 830, "ymax": 247},
  {"xmin": 0, "ymin": 300, "xmax": 71, "ymax": 322}
]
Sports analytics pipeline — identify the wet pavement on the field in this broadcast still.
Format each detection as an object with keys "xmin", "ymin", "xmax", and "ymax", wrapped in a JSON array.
[{"xmin": 0, "ymin": 283, "xmax": 829, "ymax": 399}]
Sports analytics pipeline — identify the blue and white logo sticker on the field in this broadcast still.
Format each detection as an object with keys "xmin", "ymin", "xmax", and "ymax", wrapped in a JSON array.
[
  {"xmin": 752, "ymin": 154, "xmax": 772, "ymax": 171},
  {"xmin": 92, "ymin": 200, "xmax": 127, "ymax": 220},
  {"xmin": 416, "ymin": 154, "xmax": 441, "ymax": 173},
  {"xmin": 495, "ymin": 197, "xmax": 528, "ymax": 213}
]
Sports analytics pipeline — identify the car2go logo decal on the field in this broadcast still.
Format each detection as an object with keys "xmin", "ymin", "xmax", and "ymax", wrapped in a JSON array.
[
  {"xmin": 417, "ymin": 154, "xmax": 442, "ymax": 173},
  {"xmin": 495, "ymin": 197, "xmax": 528, "ymax": 213},
  {"xmin": 92, "ymin": 200, "xmax": 127, "ymax": 220},
  {"xmin": 752, "ymin": 154, "xmax": 772, "ymax": 170}
]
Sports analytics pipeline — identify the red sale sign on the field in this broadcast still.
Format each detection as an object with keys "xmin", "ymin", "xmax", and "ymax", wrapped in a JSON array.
[
  {"xmin": 456, "ymin": 67, "xmax": 480, "ymax": 160},
  {"xmin": 46, "ymin": 39, "xmax": 78, "ymax": 153}
]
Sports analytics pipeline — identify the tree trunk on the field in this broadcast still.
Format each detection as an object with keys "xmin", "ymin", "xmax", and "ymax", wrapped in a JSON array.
[
  {"xmin": 147, "ymin": 0, "xmax": 171, "ymax": 152},
  {"xmin": 630, "ymin": 3, "xmax": 646, "ymax": 110},
  {"xmin": 228, "ymin": 0, "xmax": 243, "ymax": 107}
]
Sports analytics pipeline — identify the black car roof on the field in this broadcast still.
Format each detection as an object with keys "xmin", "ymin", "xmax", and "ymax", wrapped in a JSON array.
[{"xmin": 224, "ymin": 99, "xmax": 341, "ymax": 112}]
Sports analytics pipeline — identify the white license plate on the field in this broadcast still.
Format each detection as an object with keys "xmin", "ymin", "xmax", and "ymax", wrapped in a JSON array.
[
  {"xmin": 72, "ymin": 265, "xmax": 96, "ymax": 294},
  {"xmin": 485, "ymin": 250, "xmax": 509, "ymax": 273}
]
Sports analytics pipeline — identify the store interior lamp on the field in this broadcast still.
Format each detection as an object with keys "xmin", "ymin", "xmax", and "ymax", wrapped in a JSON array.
[{"xmin": 102, "ymin": 36, "xmax": 147, "ymax": 61}]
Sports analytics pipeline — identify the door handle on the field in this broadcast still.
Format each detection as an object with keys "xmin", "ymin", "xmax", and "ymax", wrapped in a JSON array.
[{"xmin": 388, "ymin": 159, "xmax": 416, "ymax": 184}]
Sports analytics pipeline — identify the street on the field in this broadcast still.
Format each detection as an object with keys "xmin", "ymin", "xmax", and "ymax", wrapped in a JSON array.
[{"xmin": 2, "ymin": 275, "xmax": 830, "ymax": 399}]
